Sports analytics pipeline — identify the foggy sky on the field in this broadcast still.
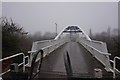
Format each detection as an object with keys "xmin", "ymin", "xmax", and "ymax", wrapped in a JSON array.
[{"xmin": 2, "ymin": 2, "xmax": 118, "ymax": 35}]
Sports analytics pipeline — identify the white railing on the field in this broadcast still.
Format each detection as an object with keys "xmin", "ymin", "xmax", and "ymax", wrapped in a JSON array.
[
  {"xmin": 113, "ymin": 56, "xmax": 120, "ymax": 78},
  {"xmin": 77, "ymin": 38, "xmax": 112, "ymax": 72},
  {"xmin": 109, "ymin": 56, "xmax": 120, "ymax": 78},
  {"xmin": 28, "ymin": 38, "xmax": 69, "ymax": 66},
  {"xmin": 78, "ymin": 38, "xmax": 108, "ymax": 52},
  {"xmin": 0, "ymin": 53, "xmax": 29, "ymax": 76}
]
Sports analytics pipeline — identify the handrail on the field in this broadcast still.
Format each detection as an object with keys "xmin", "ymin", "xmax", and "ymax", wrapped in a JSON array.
[
  {"xmin": 91, "ymin": 40, "xmax": 103, "ymax": 44},
  {"xmin": 79, "ymin": 38, "xmax": 108, "ymax": 53},
  {"xmin": 36, "ymin": 40, "xmax": 50, "ymax": 43},
  {"xmin": 28, "ymin": 38, "xmax": 68, "ymax": 79},
  {"xmin": 0, "ymin": 69, "xmax": 11, "ymax": 77},
  {"xmin": 81, "ymin": 41, "xmax": 111, "ymax": 56},
  {"xmin": 78, "ymin": 38, "xmax": 112, "ymax": 72},
  {"xmin": 0, "ymin": 53, "xmax": 24, "ymax": 61},
  {"xmin": 113, "ymin": 56, "xmax": 120, "ymax": 78},
  {"xmin": 28, "ymin": 38, "xmax": 69, "ymax": 66},
  {"xmin": 0, "ymin": 53, "xmax": 28, "ymax": 76}
]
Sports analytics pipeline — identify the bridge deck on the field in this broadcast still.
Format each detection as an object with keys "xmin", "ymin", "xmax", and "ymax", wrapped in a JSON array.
[{"xmin": 35, "ymin": 41, "xmax": 106, "ymax": 78}]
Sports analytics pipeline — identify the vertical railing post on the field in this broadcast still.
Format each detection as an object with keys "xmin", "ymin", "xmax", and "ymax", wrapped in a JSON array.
[
  {"xmin": 23, "ymin": 53, "xmax": 25, "ymax": 72},
  {"xmin": 30, "ymin": 52, "xmax": 33, "ymax": 66},
  {"xmin": 113, "ymin": 57, "xmax": 120, "ymax": 78},
  {"xmin": 113, "ymin": 57, "xmax": 116, "ymax": 78}
]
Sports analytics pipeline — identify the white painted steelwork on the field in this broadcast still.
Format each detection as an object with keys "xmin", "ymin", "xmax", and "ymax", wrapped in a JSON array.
[
  {"xmin": 77, "ymin": 38, "xmax": 112, "ymax": 72},
  {"xmin": 55, "ymin": 25, "xmax": 91, "ymax": 40},
  {"xmin": 28, "ymin": 38, "xmax": 70, "ymax": 66},
  {"xmin": 113, "ymin": 56, "xmax": 120, "ymax": 78},
  {"xmin": 0, "ymin": 53, "xmax": 29, "ymax": 76}
]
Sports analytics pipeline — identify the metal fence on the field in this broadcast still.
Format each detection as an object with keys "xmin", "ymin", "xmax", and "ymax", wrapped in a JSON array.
[{"xmin": 0, "ymin": 53, "xmax": 29, "ymax": 77}]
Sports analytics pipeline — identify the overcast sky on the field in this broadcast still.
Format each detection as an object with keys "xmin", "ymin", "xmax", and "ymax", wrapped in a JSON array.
[{"xmin": 2, "ymin": 2, "xmax": 118, "ymax": 35}]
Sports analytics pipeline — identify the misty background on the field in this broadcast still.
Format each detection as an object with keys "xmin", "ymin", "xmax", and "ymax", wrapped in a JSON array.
[{"xmin": 2, "ymin": 2, "xmax": 118, "ymax": 35}]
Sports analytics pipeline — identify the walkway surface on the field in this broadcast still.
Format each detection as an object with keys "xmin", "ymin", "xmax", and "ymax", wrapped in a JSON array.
[{"xmin": 35, "ymin": 41, "xmax": 105, "ymax": 78}]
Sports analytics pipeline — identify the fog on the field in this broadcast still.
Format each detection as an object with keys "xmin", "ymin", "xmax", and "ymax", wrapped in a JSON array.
[{"xmin": 2, "ymin": 2, "xmax": 118, "ymax": 35}]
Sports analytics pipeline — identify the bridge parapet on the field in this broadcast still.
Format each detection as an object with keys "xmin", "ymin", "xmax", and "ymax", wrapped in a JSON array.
[
  {"xmin": 28, "ymin": 38, "xmax": 70, "ymax": 66},
  {"xmin": 78, "ymin": 38, "xmax": 108, "ymax": 53},
  {"xmin": 77, "ymin": 38, "xmax": 112, "ymax": 72}
]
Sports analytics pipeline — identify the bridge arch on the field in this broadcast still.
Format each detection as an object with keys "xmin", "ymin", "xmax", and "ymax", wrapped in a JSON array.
[{"xmin": 54, "ymin": 25, "xmax": 91, "ymax": 41}]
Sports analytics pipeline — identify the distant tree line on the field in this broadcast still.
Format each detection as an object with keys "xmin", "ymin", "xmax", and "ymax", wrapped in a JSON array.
[
  {"xmin": 89, "ymin": 27, "xmax": 120, "ymax": 59},
  {"xmin": 1, "ymin": 17, "xmax": 56, "ymax": 58}
]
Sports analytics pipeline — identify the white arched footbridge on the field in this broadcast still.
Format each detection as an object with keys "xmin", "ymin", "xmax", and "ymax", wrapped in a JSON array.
[{"xmin": 0, "ymin": 25, "xmax": 120, "ymax": 79}]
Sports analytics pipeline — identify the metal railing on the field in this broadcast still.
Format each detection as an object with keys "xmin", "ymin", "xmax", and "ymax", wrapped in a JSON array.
[
  {"xmin": 28, "ymin": 38, "xmax": 69, "ymax": 66},
  {"xmin": 27, "ymin": 38, "xmax": 69, "ymax": 79},
  {"xmin": 0, "ymin": 53, "xmax": 29, "ymax": 77},
  {"xmin": 78, "ymin": 38, "xmax": 120, "ymax": 78},
  {"xmin": 77, "ymin": 38, "xmax": 112, "ymax": 72},
  {"xmin": 78, "ymin": 38, "xmax": 108, "ymax": 52},
  {"xmin": 113, "ymin": 56, "xmax": 120, "ymax": 78}
]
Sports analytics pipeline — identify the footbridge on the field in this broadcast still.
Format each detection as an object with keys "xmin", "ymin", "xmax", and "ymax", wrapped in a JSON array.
[{"xmin": 0, "ymin": 25, "xmax": 120, "ymax": 79}]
